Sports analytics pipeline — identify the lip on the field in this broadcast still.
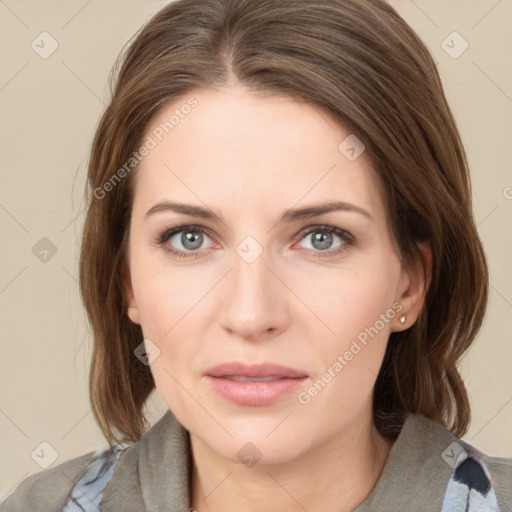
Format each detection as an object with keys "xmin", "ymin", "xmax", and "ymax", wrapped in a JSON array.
[
  {"xmin": 204, "ymin": 362, "xmax": 308, "ymax": 406},
  {"xmin": 205, "ymin": 376, "xmax": 307, "ymax": 406},
  {"xmin": 205, "ymin": 362, "xmax": 308, "ymax": 379}
]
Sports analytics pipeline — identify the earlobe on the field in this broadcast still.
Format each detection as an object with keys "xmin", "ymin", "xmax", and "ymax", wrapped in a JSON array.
[
  {"xmin": 392, "ymin": 241, "xmax": 432, "ymax": 331},
  {"xmin": 122, "ymin": 264, "xmax": 141, "ymax": 325},
  {"xmin": 127, "ymin": 305, "xmax": 141, "ymax": 325}
]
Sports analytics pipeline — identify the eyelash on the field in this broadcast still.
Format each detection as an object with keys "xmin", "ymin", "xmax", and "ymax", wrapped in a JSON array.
[{"xmin": 154, "ymin": 224, "xmax": 355, "ymax": 260}]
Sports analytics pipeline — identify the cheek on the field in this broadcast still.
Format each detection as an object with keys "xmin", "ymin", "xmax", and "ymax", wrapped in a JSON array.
[
  {"xmin": 132, "ymin": 270, "xmax": 201, "ymax": 413},
  {"xmin": 130, "ymin": 248, "xmax": 204, "ymax": 339},
  {"xmin": 299, "ymin": 257, "xmax": 400, "ymax": 399},
  {"xmin": 297, "ymin": 256, "xmax": 400, "ymax": 344},
  {"xmin": 128, "ymin": 249, "xmax": 208, "ymax": 390}
]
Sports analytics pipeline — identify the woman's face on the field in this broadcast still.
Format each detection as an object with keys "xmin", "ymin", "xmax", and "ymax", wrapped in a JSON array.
[{"xmin": 124, "ymin": 85, "xmax": 421, "ymax": 464}]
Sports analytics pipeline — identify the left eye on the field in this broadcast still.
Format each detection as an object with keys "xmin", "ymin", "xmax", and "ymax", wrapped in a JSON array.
[
  {"xmin": 156, "ymin": 224, "xmax": 354, "ymax": 259},
  {"xmin": 294, "ymin": 225, "xmax": 354, "ymax": 257}
]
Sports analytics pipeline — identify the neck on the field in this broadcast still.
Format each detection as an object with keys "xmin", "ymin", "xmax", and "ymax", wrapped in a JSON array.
[{"xmin": 189, "ymin": 411, "xmax": 395, "ymax": 512}]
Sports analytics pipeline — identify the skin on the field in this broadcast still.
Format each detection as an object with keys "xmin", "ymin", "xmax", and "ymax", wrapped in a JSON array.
[{"xmin": 124, "ymin": 83, "xmax": 431, "ymax": 512}]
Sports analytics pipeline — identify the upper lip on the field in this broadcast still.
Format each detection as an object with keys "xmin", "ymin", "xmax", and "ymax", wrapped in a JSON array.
[{"xmin": 205, "ymin": 362, "xmax": 308, "ymax": 378}]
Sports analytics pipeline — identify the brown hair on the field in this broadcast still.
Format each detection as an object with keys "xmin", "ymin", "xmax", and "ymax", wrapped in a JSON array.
[{"xmin": 79, "ymin": 0, "xmax": 488, "ymax": 451}]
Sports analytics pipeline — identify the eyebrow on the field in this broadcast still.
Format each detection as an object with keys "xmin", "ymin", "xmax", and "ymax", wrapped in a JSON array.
[{"xmin": 145, "ymin": 200, "xmax": 374, "ymax": 223}]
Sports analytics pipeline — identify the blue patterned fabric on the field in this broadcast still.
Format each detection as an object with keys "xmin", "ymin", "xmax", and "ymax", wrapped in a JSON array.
[
  {"xmin": 61, "ymin": 440, "xmax": 503, "ymax": 511},
  {"xmin": 440, "ymin": 446, "xmax": 502, "ymax": 512},
  {"xmin": 62, "ymin": 445, "xmax": 125, "ymax": 511}
]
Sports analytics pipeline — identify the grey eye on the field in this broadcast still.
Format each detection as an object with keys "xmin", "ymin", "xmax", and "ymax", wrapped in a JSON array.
[
  {"xmin": 169, "ymin": 229, "xmax": 211, "ymax": 252},
  {"xmin": 298, "ymin": 229, "xmax": 345, "ymax": 252}
]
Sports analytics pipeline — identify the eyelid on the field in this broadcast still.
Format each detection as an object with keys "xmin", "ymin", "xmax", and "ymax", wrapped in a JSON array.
[
  {"xmin": 157, "ymin": 224, "xmax": 214, "ymax": 248},
  {"xmin": 294, "ymin": 224, "xmax": 355, "ymax": 244}
]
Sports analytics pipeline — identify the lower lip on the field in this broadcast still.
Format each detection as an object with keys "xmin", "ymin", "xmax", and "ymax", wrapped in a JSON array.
[{"xmin": 205, "ymin": 376, "xmax": 307, "ymax": 406}]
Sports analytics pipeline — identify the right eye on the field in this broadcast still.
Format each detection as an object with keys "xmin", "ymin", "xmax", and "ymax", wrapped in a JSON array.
[{"xmin": 155, "ymin": 225, "xmax": 215, "ymax": 259}]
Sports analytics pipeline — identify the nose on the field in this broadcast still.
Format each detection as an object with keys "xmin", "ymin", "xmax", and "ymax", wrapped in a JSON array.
[{"xmin": 219, "ymin": 241, "xmax": 290, "ymax": 341}]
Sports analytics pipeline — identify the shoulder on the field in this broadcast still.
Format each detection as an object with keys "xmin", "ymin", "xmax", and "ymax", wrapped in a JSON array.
[
  {"xmin": 409, "ymin": 414, "xmax": 512, "ymax": 511},
  {"xmin": 0, "ymin": 448, "xmax": 113, "ymax": 512},
  {"xmin": 473, "ymin": 448, "xmax": 512, "ymax": 512},
  {"xmin": 439, "ymin": 447, "xmax": 512, "ymax": 512}
]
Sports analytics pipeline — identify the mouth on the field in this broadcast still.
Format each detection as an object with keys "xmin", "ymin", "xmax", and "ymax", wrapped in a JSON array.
[
  {"xmin": 205, "ymin": 361, "xmax": 308, "ymax": 379},
  {"xmin": 220, "ymin": 376, "xmax": 290, "ymax": 382},
  {"xmin": 204, "ymin": 361, "xmax": 308, "ymax": 406}
]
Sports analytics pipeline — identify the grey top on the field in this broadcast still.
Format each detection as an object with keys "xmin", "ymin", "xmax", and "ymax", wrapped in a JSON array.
[{"xmin": 2, "ymin": 409, "xmax": 511, "ymax": 511}]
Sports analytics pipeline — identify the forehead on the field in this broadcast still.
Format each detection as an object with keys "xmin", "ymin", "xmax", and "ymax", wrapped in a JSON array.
[{"xmin": 133, "ymin": 86, "xmax": 384, "ymax": 223}]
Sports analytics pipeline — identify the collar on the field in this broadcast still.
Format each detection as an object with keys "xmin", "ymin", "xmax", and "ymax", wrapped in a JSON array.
[
  {"xmin": 354, "ymin": 413, "xmax": 456, "ymax": 511},
  {"xmin": 101, "ymin": 409, "xmax": 191, "ymax": 511},
  {"xmin": 100, "ymin": 409, "xmax": 456, "ymax": 511}
]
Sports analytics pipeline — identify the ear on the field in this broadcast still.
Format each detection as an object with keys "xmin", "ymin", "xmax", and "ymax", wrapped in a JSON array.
[
  {"xmin": 122, "ymin": 264, "xmax": 141, "ymax": 325},
  {"xmin": 391, "ymin": 241, "xmax": 432, "ymax": 332}
]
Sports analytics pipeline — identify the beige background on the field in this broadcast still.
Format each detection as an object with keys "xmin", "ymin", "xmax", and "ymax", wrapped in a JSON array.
[{"xmin": 1, "ymin": 0, "xmax": 511, "ymax": 498}]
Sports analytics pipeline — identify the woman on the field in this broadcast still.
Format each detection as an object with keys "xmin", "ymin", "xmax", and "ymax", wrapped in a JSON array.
[{"xmin": 3, "ymin": 0, "xmax": 510, "ymax": 511}]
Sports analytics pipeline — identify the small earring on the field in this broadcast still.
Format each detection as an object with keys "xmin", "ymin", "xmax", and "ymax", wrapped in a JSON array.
[{"xmin": 399, "ymin": 315, "xmax": 406, "ymax": 325}]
